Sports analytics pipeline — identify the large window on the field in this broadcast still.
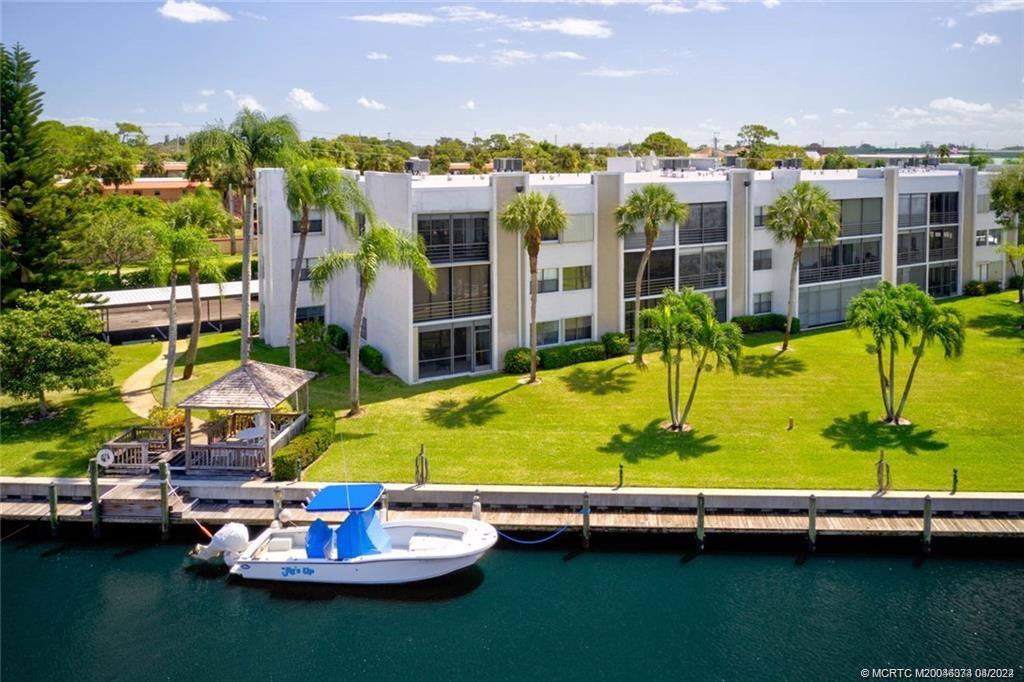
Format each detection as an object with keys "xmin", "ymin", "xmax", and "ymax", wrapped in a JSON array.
[
  {"xmin": 706, "ymin": 289, "xmax": 727, "ymax": 322},
  {"xmin": 291, "ymin": 212, "xmax": 323, "ymax": 234},
  {"xmin": 622, "ymin": 223, "xmax": 674, "ymax": 250},
  {"xmin": 678, "ymin": 246, "xmax": 727, "ymax": 290},
  {"xmin": 897, "ymin": 230, "xmax": 927, "ymax": 265},
  {"xmin": 564, "ymin": 315, "xmax": 593, "ymax": 342},
  {"xmin": 799, "ymin": 278, "xmax": 879, "ymax": 327},
  {"xmin": 753, "ymin": 249, "xmax": 772, "ymax": 271},
  {"xmin": 799, "ymin": 237, "xmax": 881, "ymax": 284},
  {"xmin": 563, "ymin": 214, "xmax": 594, "ymax": 243},
  {"xmin": 291, "ymin": 257, "xmax": 317, "ymax": 281},
  {"xmin": 296, "ymin": 305, "xmax": 325, "ymax": 322},
  {"xmin": 928, "ymin": 227, "xmax": 957, "ymax": 262},
  {"xmin": 535, "ymin": 268, "xmax": 559, "ymax": 294},
  {"xmin": 418, "ymin": 321, "xmax": 492, "ymax": 379},
  {"xmin": 537, "ymin": 320, "xmax": 559, "ymax": 346},
  {"xmin": 414, "ymin": 265, "xmax": 491, "ymax": 322},
  {"xmin": 754, "ymin": 206, "xmax": 766, "ymax": 228},
  {"xmin": 898, "ymin": 193, "xmax": 927, "ymax": 228},
  {"xmin": 898, "ymin": 265, "xmax": 926, "ymax": 290},
  {"xmin": 976, "ymin": 229, "xmax": 1003, "ymax": 247},
  {"xmin": 679, "ymin": 202, "xmax": 727, "ymax": 245},
  {"xmin": 929, "ymin": 192, "xmax": 959, "ymax": 226},
  {"xmin": 624, "ymin": 249, "xmax": 675, "ymax": 297},
  {"xmin": 928, "ymin": 263, "xmax": 958, "ymax": 298},
  {"xmin": 562, "ymin": 265, "xmax": 592, "ymax": 291},
  {"xmin": 838, "ymin": 198, "xmax": 882, "ymax": 236},
  {"xmin": 417, "ymin": 213, "xmax": 489, "ymax": 264},
  {"xmin": 753, "ymin": 292, "xmax": 772, "ymax": 314},
  {"xmin": 624, "ymin": 298, "xmax": 660, "ymax": 340}
]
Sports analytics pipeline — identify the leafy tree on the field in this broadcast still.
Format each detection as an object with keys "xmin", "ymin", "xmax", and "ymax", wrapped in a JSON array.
[
  {"xmin": 637, "ymin": 131, "xmax": 689, "ymax": 157},
  {"xmin": 310, "ymin": 222, "xmax": 435, "ymax": 415},
  {"xmin": 498, "ymin": 192, "xmax": 569, "ymax": 383},
  {"xmin": 989, "ymin": 161, "xmax": 1024, "ymax": 239},
  {"xmin": 72, "ymin": 197, "xmax": 163, "ymax": 280},
  {"xmin": 967, "ymin": 146, "xmax": 993, "ymax": 169},
  {"xmin": 615, "ymin": 184, "xmax": 689, "ymax": 347},
  {"xmin": 1, "ymin": 43, "xmax": 64, "ymax": 301},
  {"xmin": 115, "ymin": 121, "xmax": 146, "ymax": 146},
  {"xmin": 736, "ymin": 123, "xmax": 779, "ymax": 159},
  {"xmin": 0, "ymin": 290, "xmax": 115, "ymax": 418},
  {"xmin": 764, "ymin": 181, "xmax": 841, "ymax": 350},
  {"xmin": 997, "ymin": 244, "xmax": 1024, "ymax": 304},
  {"xmin": 938, "ymin": 144, "xmax": 951, "ymax": 162},
  {"xmin": 188, "ymin": 109, "xmax": 299, "ymax": 364},
  {"xmin": 140, "ymin": 148, "xmax": 165, "ymax": 176},
  {"xmin": 99, "ymin": 154, "xmax": 136, "ymax": 191},
  {"xmin": 284, "ymin": 158, "xmax": 370, "ymax": 367},
  {"xmin": 822, "ymin": 150, "xmax": 861, "ymax": 169}
]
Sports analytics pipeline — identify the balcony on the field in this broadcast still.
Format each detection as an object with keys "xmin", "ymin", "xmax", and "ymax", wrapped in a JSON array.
[
  {"xmin": 799, "ymin": 259, "xmax": 881, "ymax": 285},
  {"xmin": 678, "ymin": 226, "xmax": 727, "ymax": 246},
  {"xmin": 678, "ymin": 271, "xmax": 727, "ymax": 290},
  {"xmin": 897, "ymin": 248, "xmax": 926, "ymax": 266},
  {"xmin": 929, "ymin": 246, "xmax": 958, "ymax": 262},
  {"xmin": 413, "ymin": 295, "xmax": 491, "ymax": 323},
  {"xmin": 423, "ymin": 241, "xmax": 489, "ymax": 265},
  {"xmin": 624, "ymin": 275, "xmax": 675, "ymax": 299},
  {"xmin": 929, "ymin": 211, "xmax": 959, "ymax": 226}
]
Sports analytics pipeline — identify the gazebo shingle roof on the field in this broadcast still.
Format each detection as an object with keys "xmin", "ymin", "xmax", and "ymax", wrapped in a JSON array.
[{"xmin": 178, "ymin": 361, "xmax": 317, "ymax": 410}]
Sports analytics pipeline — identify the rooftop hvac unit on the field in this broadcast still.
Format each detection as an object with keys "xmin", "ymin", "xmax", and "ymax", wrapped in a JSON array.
[
  {"xmin": 405, "ymin": 157, "xmax": 430, "ymax": 175},
  {"xmin": 493, "ymin": 157, "xmax": 524, "ymax": 173}
]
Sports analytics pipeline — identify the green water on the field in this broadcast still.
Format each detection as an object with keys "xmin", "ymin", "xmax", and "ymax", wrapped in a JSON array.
[{"xmin": 2, "ymin": 538, "xmax": 1022, "ymax": 680}]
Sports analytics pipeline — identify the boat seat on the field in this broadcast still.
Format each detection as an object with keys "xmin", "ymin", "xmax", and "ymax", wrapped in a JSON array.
[
  {"xmin": 408, "ymin": 534, "xmax": 452, "ymax": 552},
  {"xmin": 266, "ymin": 537, "xmax": 292, "ymax": 553}
]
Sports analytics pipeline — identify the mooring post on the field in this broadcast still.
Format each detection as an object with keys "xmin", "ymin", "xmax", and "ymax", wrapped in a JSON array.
[
  {"xmin": 48, "ymin": 482, "xmax": 59, "ymax": 536},
  {"xmin": 159, "ymin": 462, "xmax": 170, "ymax": 541},
  {"xmin": 951, "ymin": 468, "xmax": 958, "ymax": 495},
  {"xmin": 582, "ymin": 492, "xmax": 591, "ymax": 549},
  {"xmin": 89, "ymin": 458, "xmax": 101, "ymax": 539},
  {"xmin": 415, "ymin": 444, "xmax": 429, "ymax": 485},
  {"xmin": 273, "ymin": 486, "xmax": 283, "ymax": 521},
  {"xmin": 472, "ymin": 491, "xmax": 481, "ymax": 521},
  {"xmin": 922, "ymin": 494, "xmax": 933, "ymax": 553},
  {"xmin": 618, "ymin": 463, "xmax": 624, "ymax": 489},
  {"xmin": 696, "ymin": 492, "xmax": 706, "ymax": 551},
  {"xmin": 807, "ymin": 494, "xmax": 817, "ymax": 551},
  {"xmin": 788, "ymin": 416, "xmax": 795, "ymax": 431}
]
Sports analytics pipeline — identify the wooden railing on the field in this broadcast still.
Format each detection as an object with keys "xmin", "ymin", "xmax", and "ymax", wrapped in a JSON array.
[
  {"xmin": 187, "ymin": 444, "xmax": 268, "ymax": 472},
  {"xmin": 101, "ymin": 426, "xmax": 174, "ymax": 474}
]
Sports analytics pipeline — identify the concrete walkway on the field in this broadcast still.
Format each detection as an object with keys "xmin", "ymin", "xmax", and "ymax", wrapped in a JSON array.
[{"xmin": 120, "ymin": 340, "xmax": 204, "ymax": 425}]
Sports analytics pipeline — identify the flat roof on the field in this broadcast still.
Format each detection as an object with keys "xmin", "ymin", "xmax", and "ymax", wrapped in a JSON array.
[{"xmin": 80, "ymin": 280, "xmax": 258, "ymax": 309}]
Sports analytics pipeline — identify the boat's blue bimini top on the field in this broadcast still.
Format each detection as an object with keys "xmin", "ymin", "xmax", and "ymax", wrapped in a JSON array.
[
  {"xmin": 305, "ymin": 483, "xmax": 384, "ymax": 513},
  {"xmin": 335, "ymin": 509, "xmax": 392, "ymax": 560}
]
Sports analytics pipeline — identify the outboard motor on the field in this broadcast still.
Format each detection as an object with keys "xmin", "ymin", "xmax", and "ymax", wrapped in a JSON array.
[{"xmin": 189, "ymin": 523, "xmax": 250, "ymax": 566}]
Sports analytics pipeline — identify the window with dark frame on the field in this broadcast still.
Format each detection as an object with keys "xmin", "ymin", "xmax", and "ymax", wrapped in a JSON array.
[
  {"xmin": 753, "ymin": 292, "xmax": 772, "ymax": 314},
  {"xmin": 753, "ymin": 249, "xmax": 772, "ymax": 271},
  {"xmin": 563, "ymin": 315, "xmax": 592, "ymax": 342},
  {"xmin": 562, "ymin": 265, "xmax": 592, "ymax": 291}
]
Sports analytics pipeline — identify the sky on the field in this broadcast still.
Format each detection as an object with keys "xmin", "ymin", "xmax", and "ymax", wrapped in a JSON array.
[{"xmin": 2, "ymin": 0, "xmax": 1022, "ymax": 149}]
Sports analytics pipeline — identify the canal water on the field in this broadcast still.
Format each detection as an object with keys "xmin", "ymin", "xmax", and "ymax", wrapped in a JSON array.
[{"xmin": 2, "ymin": 537, "xmax": 1021, "ymax": 680}]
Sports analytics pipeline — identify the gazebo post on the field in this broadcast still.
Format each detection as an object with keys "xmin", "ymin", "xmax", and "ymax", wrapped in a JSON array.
[
  {"xmin": 265, "ymin": 407, "xmax": 273, "ymax": 477},
  {"xmin": 184, "ymin": 407, "xmax": 192, "ymax": 474},
  {"xmin": 304, "ymin": 384, "xmax": 310, "ymax": 417}
]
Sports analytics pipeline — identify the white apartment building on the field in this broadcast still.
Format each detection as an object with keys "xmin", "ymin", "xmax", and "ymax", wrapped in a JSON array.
[{"xmin": 257, "ymin": 162, "xmax": 1009, "ymax": 385}]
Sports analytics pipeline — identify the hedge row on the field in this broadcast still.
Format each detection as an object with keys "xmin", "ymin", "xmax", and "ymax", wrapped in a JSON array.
[
  {"xmin": 271, "ymin": 409, "xmax": 335, "ymax": 481},
  {"xmin": 326, "ymin": 324, "xmax": 348, "ymax": 352},
  {"xmin": 87, "ymin": 259, "xmax": 257, "ymax": 291},
  {"xmin": 964, "ymin": 280, "xmax": 1002, "ymax": 296},
  {"xmin": 360, "ymin": 344, "xmax": 385, "ymax": 374},
  {"xmin": 503, "ymin": 332, "xmax": 630, "ymax": 374},
  {"xmin": 731, "ymin": 313, "xmax": 800, "ymax": 335}
]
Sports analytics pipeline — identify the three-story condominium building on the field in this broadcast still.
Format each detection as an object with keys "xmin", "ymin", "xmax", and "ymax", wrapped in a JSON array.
[{"xmin": 256, "ymin": 162, "xmax": 1010, "ymax": 385}]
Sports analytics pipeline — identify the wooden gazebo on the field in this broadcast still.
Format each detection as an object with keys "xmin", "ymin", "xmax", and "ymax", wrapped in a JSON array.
[{"xmin": 178, "ymin": 361, "xmax": 317, "ymax": 476}]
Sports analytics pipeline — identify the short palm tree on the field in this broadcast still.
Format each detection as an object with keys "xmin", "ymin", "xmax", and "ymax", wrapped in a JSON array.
[
  {"xmin": 284, "ymin": 158, "xmax": 371, "ymax": 368},
  {"xmin": 846, "ymin": 281, "xmax": 913, "ymax": 424},
  {"xmin": 635, "ymin": 290, "xmax": 694, "ymax": 430},
  {"xmin": 188, "ymin": 109, "xmax": 299, "ymax": 364},
  {"xmin": 615, "ymin": 184, "xmax": 689, "ymax": 347},
  {"xmin": 498, "ymin": 192, "xmax": 568, "ymax": 383},
  {"xmin": 309, "ymin": 222, "xmax": 435, "ymax": 416},
  {"xmin": 676, "ymin": 291, "xmax": 743, "ymax": 430},
  {"xmin": 764, "ymin": 181, "xmax": 840, "ymax": 350}
]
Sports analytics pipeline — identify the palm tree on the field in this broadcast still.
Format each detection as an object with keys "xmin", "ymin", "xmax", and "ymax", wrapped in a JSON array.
[
  {"xmin": 498, "ymin": 192, "xmax": 569, "ymax": 383},
  {"xmin": 846, "ymin": 281, "xmax": 912, "ymax": 423},
  {"xmin": 188, "ymin": 109, "xmax": 299, "ymax": 365},
  {"xmin": 635, "ymin": 290, "xmax": 693, "ymax": 430},
  {"xmin": 165, "ymin": 186, "xmax": 229, "ymax": 380},
  {"xmin": 676, "ymin": 290, "xmax": 743, "ymax": 431},
  {"xmin": 938, "ymin": 144, "xmax": 951, "ymax": 162},
  {"xmin": 309, "ymin": 222, "xmax": 435, "ymax": 416},
  {"xmin": 151, "ymin": 222, "xmax": 223, "ymax": 408},
  {"xmin": 615, "ymin": 184, "xmax": 689, "ymax": 347},
  {"xmin": 284, "ymin": 158, "xmax": 371, "ymax": 368},
  {"xmin": 765, "ymin": 181, "xmax": 841, "ymax": 351},
  {"xmin": 892, "ymin": 286, "xmax": 965, "ymax": 422}
]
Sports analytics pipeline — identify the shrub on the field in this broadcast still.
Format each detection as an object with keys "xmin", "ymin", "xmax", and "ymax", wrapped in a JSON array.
[
  {"xmin": 983, "ymin": 280, "xmax": 1002, "ymax": 294},
  {"xmin": 568, "ymin": 342, "xmax": 607, "ymax": 364},
  {"xmin": 271, "ymin": 409, "xmax": 335, "ymax": 481},
  {"xmin": 296, "ymin": 320, "xmax": 329, "ymax": 372},
  {"xmin": 249, "ymin": 310, "xmax": 259, "ymax": 335},
  {"xmin": 325, "ymin": 324, "xmax": 348, "ymax": 352},
  {"xmin": 537, "ymin": 345, "xmax": 572, "ymax": 370},
  {"xmin": 539, "ymin": 342, "xmax": 609, "ymax": 369},
  {"xmin": 1009, "ymin": 275, "xmax": 1024, "ymax": 291},
  {"xmin": 964, "ymin": 280, "xmax": 986, "ymax": 296},
  {"xmin": 731, "ymin": 313, "xmax": 799, "ymax": 335},
  {"xmin": 359, "ymin": 344, "xmax": 385, "ymax": 374},
  {"xmin": 503, "ymin": 347, "xmax": 531, "ymax": 374},
  {"xmin": 601, "ymin": 332, "xmax": 630, "ymax": 357}
]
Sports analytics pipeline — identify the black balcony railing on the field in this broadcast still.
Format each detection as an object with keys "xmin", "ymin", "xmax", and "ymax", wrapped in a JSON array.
[
  {"xmin": 799, "ymin": 260, "xmax": 881, "ymax": 285},
  {"xmin": 413, "ymin": 296, "xmax": 491, "ymax": 323},
  {"xmin": 678, "ymin": 271, "xmax": 727, "ymax": 290},
  {"xmin": 898, "ymin": 215, "xmax": 928, "ymax": 228},
  {"xmin": 423, "ymin": 241, "xmax": 489, "ymax": 265},
  {"xmin": 623, "ymin": 276, "xmax": 675, "ymax": 299},
  {"xmin": 929, "ymin": 246, "xmax": 958, "ymax": 262},
  {"xmin": 678, "ymin": 226, "xmax": 727, "ymax": 245},
  {"xmin": 929, "ymin": 211, "xmax": 959, "ymax": 225},
  {"xmin": 897, "ymin": 249, "xmax": 926, "ymax": 266}
]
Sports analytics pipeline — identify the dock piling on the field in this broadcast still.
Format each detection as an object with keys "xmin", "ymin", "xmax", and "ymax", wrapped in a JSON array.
[
  {"xmin": 582, "ymin": 492, "xmax": 591, "ymax": 549},
  {"xmin": 788, "ymin": 416, "xmax": 795, "ymax": 431},
  {"xmin": 159, "ymin": 462, "xmax": 170, "ymax": 541},
  {"xmin": 88, "ymin": 459, "xmax": 101, "ymax": 539},
  {"xmin": 472, "ymin": 491, "xmax": 481, "ymax": 521},
  {"xmin": 48, "ymin": 482, "xmax": 59, "ymax": 536},
  {"xmin": 807, "ymin": 494, "xmax": 817, "ymax": 551},
  {"xmin": 617, "ymin": 463, "xmax": 623, "ymax": 489},
  {"xmin": 381, "ymin": 491, "xmax": 389, "ymax": 522},
  {"xmin": 922, "ymin": 495, "xmax": 933, "ymax": 553},
  {"xmin": 696, "ymin": 493, "xmax": 706, "ymax": 551},
  {"xmin": 273, "ymin": 486, "xmax": 282, "ymax": 521}
]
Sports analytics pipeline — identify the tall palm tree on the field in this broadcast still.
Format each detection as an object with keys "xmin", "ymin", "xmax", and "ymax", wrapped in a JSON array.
[
  {"xmin": 635, "ymin": 289, "xmax": 693, "ymax": 430},
  {"xmin": 892, "ymin": 286, "xmax": 965, "ymax": 422},
  {"xmin": 309, "ymin": 222, "xmax": 435, "ymax": 416},
  {"xmin": 284, "ymin": 158, "xmax": 371, "ymax": 368},
  {"xmin": 188, "ymin": 109, "xmax": 299, "ymax": 365},
  {"xmin": 165, "ymin": 186, "xmax": 229, "ymax": 380},
  {"xmin": 676, "ymin": 290, "xmax": 743, "ymax": 431},
  {"xmin": 498, "ymin": 192, "xmax": 568, "ymax": 383},
  {"xmin": 765, "ymin": 181, "xmax": 841, "ymax": 350},
  {"xmin": 615, "ymin": 184, "xmax": 689, "ymax": 347},
  {"xmin": 846, "ymin": 281, "xmax": 912, "ymax": 423}
]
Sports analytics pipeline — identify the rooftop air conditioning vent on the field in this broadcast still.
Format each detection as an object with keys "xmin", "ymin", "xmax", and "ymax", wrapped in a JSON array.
[
  {"xmin": 494, "ymin": 157, "xmax": 524, "ymax": 173},
  {"xmin": 405, "ymin": 157, "xmax": 430, "ymax": 175}
]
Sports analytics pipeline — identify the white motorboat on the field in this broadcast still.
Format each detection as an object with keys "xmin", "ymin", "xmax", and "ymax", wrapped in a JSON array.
[{"xmin": 199, "ymin": 483, "xmax": 498, "ymax": 585}]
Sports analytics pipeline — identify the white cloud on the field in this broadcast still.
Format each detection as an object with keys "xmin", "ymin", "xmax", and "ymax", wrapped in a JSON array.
[
  {"xmin": 237, "ymin": 9, "xmax": 266, "ymax": 21},
  {"xmin": 356, "ymin": 96, "xmax": 389, "ymax": 111},
  {"xmin": 949, "ymin": 42, "xmax": 964, "ymax": 50},
  {"xmin": 182, "ymin": 102, "xmax": 208, "ymax": 113},
  {"xmin": 853, "ymin": 121, "xmax": 872, "ymax": 130},
  {"xmin": 492, "ymin": 49, "xmax": 537, "ymax": 66},
  {"xmin": 461, "ymin": 100, "xmax": 476, "ymax": 111},
  {"xmin": 802, "ymin": 113, "xmax": 819, "ymax": 121},
  {"xmin": 975, "ymin": 33, "xmax": 1001, "ymax": 45},
  {"xmin": 224, "ymin": 89, "xmax": 264, "ymax": 112},
  {"xmin": 763, "ymin": 0, "xmax": 780, "ymax": 7},
  {"xmin": 971, "ymin": 0, "xmax": 1024, "ymax": 13},
  {"xmin": 199, "ymin": 89, "xmax": 215, "ymax": 96},
  {"xmin": 434, "ymin": 54, "xmax": 476, "ymax": 64},
  {"xmin": 436, "ymin": 5, "xmax": 501, "ymax": 22},
  {"xmin": 508, "ymin": 17, "xmax": 613, "ymax": 38},
  {"xmin": 366, "ymin": 52, "xmax": 390, "ymax": 61},
  {"xmin": 288, "ymin": 88, "xmax": 328, "ymax": 112},
  {"xmin": 157, "ymin": 0, "xmax": 230, "ymax": 23},
  {"xmin": 783, "ymin": 117, "xmax": 797, "ymax": 126},
  {"xmin": 832, "ymin": 107, "xmax": 851, "ymax": 115},
  {"xmin": 648, "ymin": 0, "xmax": 727, "ymax": 14},
  {"xmin": 544, "ymin": 51, "xmax": 586, "ymax": 60},
  {"xmin": 349, "ymin": 12, "xmax": 435, "ymax": 26},
  {"xmin": 583, "ymin": 66, "xmax": 670, "ymax": 78},
  {"xmin": 929, "ymin": 97, "xmax": 993, "ymax": 114}
]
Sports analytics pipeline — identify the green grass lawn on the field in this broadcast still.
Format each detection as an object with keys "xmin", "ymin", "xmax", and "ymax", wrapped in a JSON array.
[{"xmin": 4, "ymin": 292, "xmax": 1021, "ymax": 490}]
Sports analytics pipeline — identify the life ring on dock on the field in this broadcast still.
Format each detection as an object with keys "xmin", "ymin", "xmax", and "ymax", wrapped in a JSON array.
[{"xmin": 96, "ymin": 449, "xmax": 115, "ymax": 468}]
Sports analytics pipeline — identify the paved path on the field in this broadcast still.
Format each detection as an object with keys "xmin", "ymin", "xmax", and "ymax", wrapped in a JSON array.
[{"xmin": 120, "ymin": 340, "xmax": 204, "ymax": 425}]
